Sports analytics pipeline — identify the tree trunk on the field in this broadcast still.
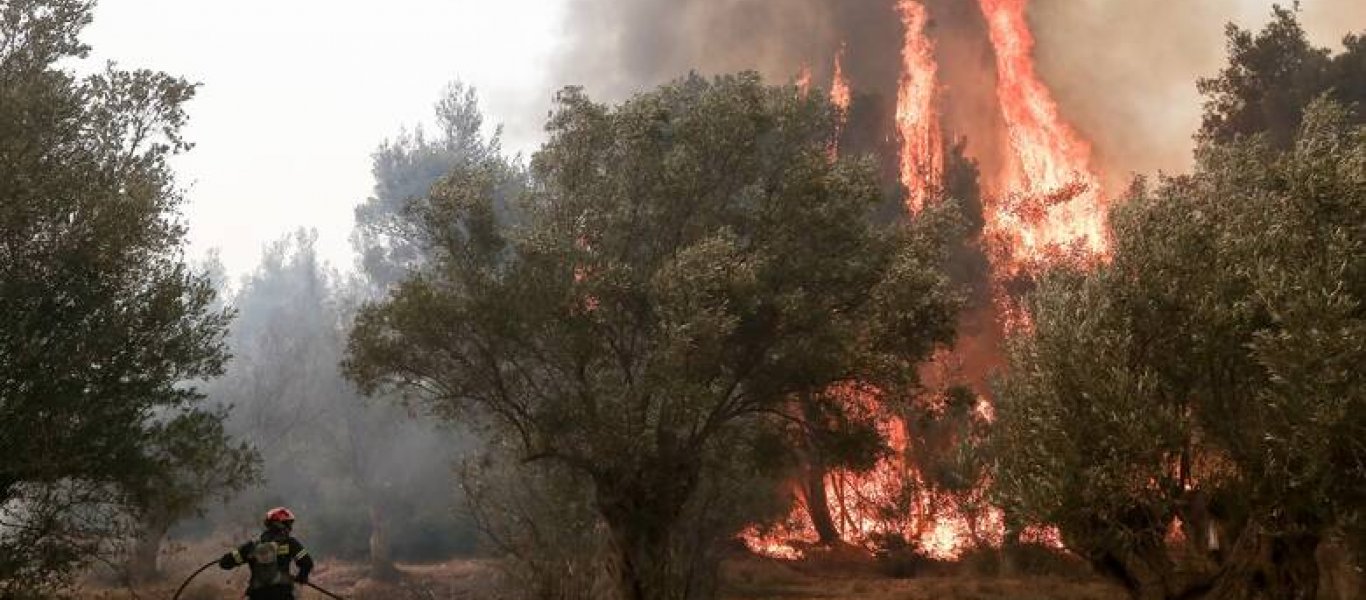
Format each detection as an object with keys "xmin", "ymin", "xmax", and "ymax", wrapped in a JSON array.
[
  {"xmin": 1069, "ymin": 516, "xmax": 1188, "ymax": 600},
  {"xmin": 797, "ymin": 395, "xmax": 840, "ymax": 546},
  {"xmin": 1204, "ymin": 530, "xmax": 1320, "ymax": 600},
  {"xmin": 126, "ymin": 514, "xmax": 171, "ymax": 584},
  {"xmin": 999, "ymin": 510, "xmax": 1022, "ymax": 577},
  {"xmin": 367, "ymin": 501, "xmax": 401, "ymax": 581},
  {"xmin": 1315, "ymin": 536, "xmax": 1361, "ymax": 600},
  {"xmin": 1089, "ymin": 546, "xmax": 1183, "ymax": 600},
  {"xmin": 802, "ymin": 462, "xmax": 840, "ymax": 545},
  {"xmin": 595, "ymin": 458, "xmax": 700, "ymax": 600},
  {"xmin": 603, "ymin": 510, "xmax": 682, "ymax": 600}
]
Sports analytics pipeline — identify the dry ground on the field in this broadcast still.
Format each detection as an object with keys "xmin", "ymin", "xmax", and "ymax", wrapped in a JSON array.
[
  {"xmin": 77, "ymin": 536, "xmax": 1360, "ymax": 599},
  {"xmin": 719, "ymin": 551, "xmax": 1125, "ymax": 600},
  {"xmin": 82, "ymin": 559, "xmax": 505, "ymax": 599},
  {"xmin": 81, "ymin": 555, "xmax": 1126, "ymax": 600}
]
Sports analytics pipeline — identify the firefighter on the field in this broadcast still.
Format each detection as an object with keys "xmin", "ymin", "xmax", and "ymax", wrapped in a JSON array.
[{"xmin": 218, "ymin": 507, "xmax": 314, "ymax": 599}]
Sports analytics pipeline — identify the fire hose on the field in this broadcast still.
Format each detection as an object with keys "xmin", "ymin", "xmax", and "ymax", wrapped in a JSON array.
[
  {"xmin": 171, "ymin": 559, "xmax": 348, "ymax": 600},
  {"xmin": 302, "ymin": 580, "xmax": 347, "ymax": 600},
  {"xmin": 171, "ymin": 560, "xmax": 216, "ymax": 600}
]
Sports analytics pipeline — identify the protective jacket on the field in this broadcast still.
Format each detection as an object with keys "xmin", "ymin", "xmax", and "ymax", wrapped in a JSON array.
[{"xmin": 218, "ymin": 528, "xmax": 314, "ymax": 599}]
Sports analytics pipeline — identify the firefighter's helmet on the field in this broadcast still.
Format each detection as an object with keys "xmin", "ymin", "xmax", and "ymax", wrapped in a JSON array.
[{"xmin": 264, "ymin": 507, "xmax": 296, "ymax": 530}]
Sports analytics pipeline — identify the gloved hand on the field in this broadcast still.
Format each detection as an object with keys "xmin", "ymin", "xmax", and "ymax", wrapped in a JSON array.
[{"xmin": 295, "ymin": 574, "xmax": 309, "ymax": 586}]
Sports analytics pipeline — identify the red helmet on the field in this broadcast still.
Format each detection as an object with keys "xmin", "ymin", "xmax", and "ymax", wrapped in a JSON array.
[{"xmin": 264, "ymin": 507, "xmax": 296, "ymax": 527}]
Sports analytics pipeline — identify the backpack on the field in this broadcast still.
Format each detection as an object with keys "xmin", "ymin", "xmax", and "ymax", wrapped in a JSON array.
[{"xmin": 247, "ymin": 540, "xmax": 291, "ymax": 589}]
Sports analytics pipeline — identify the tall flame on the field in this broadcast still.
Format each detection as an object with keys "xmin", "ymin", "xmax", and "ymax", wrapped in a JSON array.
[
  {"xmin": 977, "ymin": 0, "xmax": 1106, "ymax": 260},
  {"xmin": 746, "ymin": 0, "xmax": 1093, "ymax": 562},
  {"xmin": 830, "ymin": 45, "xmax": 852, "ymax": 115},
  {"xmin": 895, "ymin": 0, "xmax": 943, "ymax": 214},
  {"xmin": 830, "ymin": 45, "xmax": 852, "ymax": 157}
]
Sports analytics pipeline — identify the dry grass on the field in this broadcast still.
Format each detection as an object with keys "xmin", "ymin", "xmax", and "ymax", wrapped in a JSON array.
[
  {"xmin": 722, "ymin": 573, "xmax": 1125, "ymax": 600},
  {"xmin": 79, "ymin": 559, "xmax": 508, "ymax": 600},
  {"xmin": 79, "ymin": 554, "xmax": 1126, "ymax": 600},
  {"xmin": 719, "ymin": 553, "xmax": 1126, "ymax": 600}
]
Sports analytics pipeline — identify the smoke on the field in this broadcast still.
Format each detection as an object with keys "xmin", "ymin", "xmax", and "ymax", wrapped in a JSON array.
[
  {"xmin": 1030, "ymin": 0, "xmax": 1365, "ymax": 188},
  {"xmin": 555, "ymin": 0, "xmax": 838, "ymax": 102},
  {"xmin": 550, "ymin": 0, "xmax": 1364, "ymax": 186}
]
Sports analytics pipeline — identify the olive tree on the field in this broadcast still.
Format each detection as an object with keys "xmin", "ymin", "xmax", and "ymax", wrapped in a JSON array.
[
  {"xmin": 0, "ymin": 0, "xmax": 232, "ymax": 593},
  {"xmin": 346, "ymin": 73, "xmax": 960, "ymax": 599},
  {"xmin": 993, "ymin": 99, "xmax": 1365, "ymax": 600}
]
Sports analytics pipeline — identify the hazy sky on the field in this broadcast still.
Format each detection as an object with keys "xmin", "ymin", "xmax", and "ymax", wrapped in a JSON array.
[
  {"xmin": 81, "ymin": 0, "xmax": 1360, "ymax": 278},
  {"xmin": 84, "ymin": 0, "xmax": 567, "ymax": 277}
]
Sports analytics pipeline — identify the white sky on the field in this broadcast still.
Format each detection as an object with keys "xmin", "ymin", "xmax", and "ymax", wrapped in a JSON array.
[
  {"xmin": 83, "ymin": 0, "xmax": 567, "ymax": 277},
  {"xmin": 79, "ymin": 0, "xmax": 1360, "ymax": 278}
]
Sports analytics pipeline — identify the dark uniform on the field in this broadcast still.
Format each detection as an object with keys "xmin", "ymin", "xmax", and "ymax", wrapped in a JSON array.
[{"xmin": 219, "ymin": 527, "xmax": 314, "ymax": 600}]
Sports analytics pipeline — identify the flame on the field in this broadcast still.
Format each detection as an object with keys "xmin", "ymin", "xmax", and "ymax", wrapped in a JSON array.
[
  {"xmin": 795, "ymin": 64, "xmax": 813, "ymax": 96},
  {"xmin": 829, "ymin": 45, "xmax": 852, "ymax": 158},
  {"xmin": 741, "ymin": 525, "xmax": 805, "ymax": 560},
  {"xmin": 745, "ymin": 386, "xmax": 1004, "ymax": 561},
  {"xmin": 746, "ymin": 0, "xmax": 1098, "ymax": 562},
  {"xmin": 830, "ymin": 45, "xmax": 852, "ymax": 115},
  {"xmin": 895, "ymin": 0, "xmax": 943, "ymax": 214},
  {"xmin": 977, "ymin": 0, "xmax": 1107, "ymax": 262}
]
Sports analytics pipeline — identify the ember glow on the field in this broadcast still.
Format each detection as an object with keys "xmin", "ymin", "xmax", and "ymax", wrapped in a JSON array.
[
  {"xmin": 746, "ymin": 387, "xmax": 1005, "ymax": 561},
  {"xmin": 895, "ymin": 0, "xmax": 943, "ymax": 214}
]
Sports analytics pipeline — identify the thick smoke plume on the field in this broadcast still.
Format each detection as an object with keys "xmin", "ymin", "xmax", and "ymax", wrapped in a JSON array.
[
  {"xmin": 549, "ymin": 0, "xmax": 1365, "ymax": 558},
  {"xmin": 553, "ymin": 0, "xmax": 1364, "ymax": 185}
]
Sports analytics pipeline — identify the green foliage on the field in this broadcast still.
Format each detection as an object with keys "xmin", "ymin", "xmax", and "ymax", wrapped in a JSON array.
[
  {"xmin": 0, "ymin": 0, "xmax": 234, "ymax": 593},
  {"xmin": 993, "ymin": 99, "xmax": 1365, "ymax": 597},
  {"xmin": 126, "ymin": 409, "xmax": 260, "ymax": 525},
  {"xmin": 212, "ymin": 231, "xmax": 475, "ymax": 567},
  {"xmin": 347, "ymin": 73, "xmax": 960, "ymax": 598},
  {"xmin": 1198, "ymin": 5, "xmax": 1365, "ymax": 149},
  {"xmin": 996, "ymin": 11, "xmax": 1366, "ymax": 595},
  {"xmin": 352, "ymin": 81, "xmax": 510, "ymax": 287},
  {"xmin": 118, "ymin": 407, "xmax": 261, "ymax": 583}
]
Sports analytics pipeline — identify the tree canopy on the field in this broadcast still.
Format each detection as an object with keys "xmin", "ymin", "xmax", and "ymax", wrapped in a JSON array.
[
  {"xmin": 346, "ymin": 73, "xmax": 962, "ymax": 599},
  {"xmin": 993, "ymin": 97, "xmax": 1364, "ymax": 599},
  {"xmin": 994, "ymin": 10, "xmax": 1365, "ymax": 597},
  {"xmin": 352, "ymin": 81, "xmax": 508, "ymax": 288},
  {"xmin": 0, "ymin": 0, "xmax": 234, "ymax": 592},
  {"xmin": 1198, "ymin": 5, "xmax": 1365, "ymax": 148}
]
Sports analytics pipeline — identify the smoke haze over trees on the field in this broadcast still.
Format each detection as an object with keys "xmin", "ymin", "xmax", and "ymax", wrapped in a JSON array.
[
  {"xmin": 204, "ymin": 230, "xmax": 477, "ymax": 572},
  {"xmin": 1, "ymin": 1, "xmax": 1363, "ymax": 599},
  {"xmin": 199, "ymin": 81, "xmax": 522, "ymax": 573},
  {"xmin": 551, "ymin": 0, "xmax": 1366, "ymax": 187}
]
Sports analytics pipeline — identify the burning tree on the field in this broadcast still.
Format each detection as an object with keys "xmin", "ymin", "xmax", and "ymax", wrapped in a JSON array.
[
  {"xmin": 993, "ymin": 98, "xmax": 1366, "ymax": 599},
  {"xmin": 747, "ymin": 0, "xmax": 1111, "ymax": 559},
  {"xmin": 345, "ymin": 73, "xmax": 961, "ymax": 599}
]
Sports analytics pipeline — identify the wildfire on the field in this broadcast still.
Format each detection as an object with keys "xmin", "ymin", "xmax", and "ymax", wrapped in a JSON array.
[
  {"xmin": 977, "ymin": 0, "xmax": 1107, "ymax": 261},
  {"xmin": 830, "ymin": 45, "xmax": 852, "ymax": 115},
  {"xmin": 747, "ymin": 0, "xmax": 1102, "ymax": 562},
  {"xmin": 795, "ymin": 64, "xmax": 813, "ymax": 96},
  {"xmin": 895, "ymin": 0, "xmax": 943, "ymax": 214},
  {"xmin": 830, "ymin": 44, "xmax": 852, "ymax": 157},
  {"xmin": 746, "ymin": 386, "xmax": 1004, "ymax": 561}
]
